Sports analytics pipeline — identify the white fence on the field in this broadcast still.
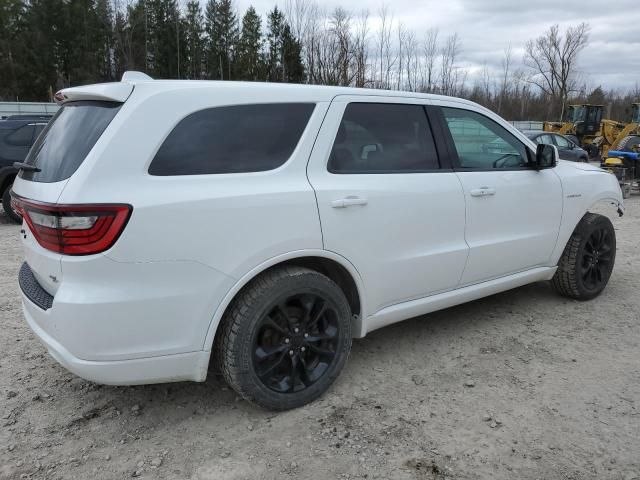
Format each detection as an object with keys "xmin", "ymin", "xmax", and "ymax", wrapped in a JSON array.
[
  {"xmin": 0, "ymin": 101, "xmax": 59, "ymax": 119},
  {"xmin": 509, "ymin": 121, "xmax": 544, "ymax": 131}
]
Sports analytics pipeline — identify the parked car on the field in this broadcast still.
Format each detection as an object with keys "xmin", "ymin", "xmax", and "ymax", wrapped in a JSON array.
[
  {"xmin": 12, "ymin": 74, "xmax": 624, "ymax": 410},
  {"xmin": 524, "ymin": 130, "xmax": 589, "ymax": 162},
  {"xmin": 0, "ymin": 116, "xmax": 49, "ymax": 222}
]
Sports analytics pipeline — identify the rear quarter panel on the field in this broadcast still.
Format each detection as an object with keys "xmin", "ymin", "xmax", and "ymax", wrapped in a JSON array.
[{"xmin": 57, "ymin": 86, "xmax": 329, "ymax": 278}]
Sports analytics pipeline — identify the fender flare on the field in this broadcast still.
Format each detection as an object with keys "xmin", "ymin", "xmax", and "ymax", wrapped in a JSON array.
[{"xmin": 202, "ymin": 249, "xmax": 367, "ymax": 352}]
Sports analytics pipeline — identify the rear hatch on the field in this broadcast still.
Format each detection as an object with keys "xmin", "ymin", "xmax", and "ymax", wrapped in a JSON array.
[{"xmin": 12, "ymin": 83, "xmax": 132, "ymax": 296}]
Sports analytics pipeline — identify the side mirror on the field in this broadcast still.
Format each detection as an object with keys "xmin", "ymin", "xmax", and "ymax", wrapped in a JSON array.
[{"xmin": 534, "ymin": 144, "xmax": 558, "ymax": 170}]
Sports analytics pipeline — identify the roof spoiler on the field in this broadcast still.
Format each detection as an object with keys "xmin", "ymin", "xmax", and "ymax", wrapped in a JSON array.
[
  {"xmin": 53, "ymin": 71, "xmax": 153, "ymax": 105},
  {"xmin": 121, "ymin": 71, "xmax": 153, "ymax": 82}
]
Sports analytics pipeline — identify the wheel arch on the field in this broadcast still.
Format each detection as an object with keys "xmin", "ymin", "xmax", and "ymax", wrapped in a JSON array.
[
  {"xmin": 202, "ymin": 249, "xmax": 367, "ymax": 353},
  {"xmin": 550, "ymin": 190, "xmax": 623, "ymax": 266},
  {"xmin": 0, "ymin": 167, "xmax": 18, "ymax": 196}
]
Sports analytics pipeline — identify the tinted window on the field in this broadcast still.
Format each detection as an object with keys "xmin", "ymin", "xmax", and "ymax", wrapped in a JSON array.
[
  {"xmin": 33, "ymin": 124, "xmax": 46, "ymax": 139},
  {"xmin": 442, "ymin": 108, "xmax": 528, "ymax": 169},
  {"xmin": 149, "ymin": 103, "xmax": 315, "ymax": 175},
  {"xmin": 21, "ymin": 101, "xmax": 121, "ymax": 183},
  {"xmin": 328, "ymin": 103, "xmax": 439, "ymax": 173},
  {"xmin": 7, "ymin": 125, "xmax": 35, "ymax": 146}
]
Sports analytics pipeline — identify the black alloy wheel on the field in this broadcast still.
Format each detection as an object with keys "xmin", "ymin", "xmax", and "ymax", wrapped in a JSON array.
[
  {"xmin": 252, "ymin": 293, "xmax": 340, "ymax": 393},
  {"xmin": 580, "ymin": 227, "xmax": 613, "ymax": 292},
  {"xmin": 216, "ymin": 266, "xmax": 352, "ymax": 410},
  {"xmin": 552, "ymin": 213, "xmax": 616, "ymax": 300}
]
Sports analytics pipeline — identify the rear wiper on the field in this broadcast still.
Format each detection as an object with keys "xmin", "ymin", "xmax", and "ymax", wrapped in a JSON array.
[{"xmin": 13, "ymin": 162, "xmax": 41, "ymax": 172}]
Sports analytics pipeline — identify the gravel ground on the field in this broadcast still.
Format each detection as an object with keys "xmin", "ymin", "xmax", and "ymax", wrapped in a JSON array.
[{"xmin": 0, "ymin": 198, "xmax": 638, "ymax": 480}]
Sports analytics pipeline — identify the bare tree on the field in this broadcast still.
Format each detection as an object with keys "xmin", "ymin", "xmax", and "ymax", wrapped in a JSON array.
[
  {"xmin": 440, "ymin": 33, "xmax": 461, "ymax": 96},
  {"xmin": 352, "ymin": 10, "xmax": 370, "ymax": 87},
  {"xmin": 404, "ymin": 30, "xmax": 419, "ymax": 92},
  {"xmin": 421, "ymin": 28, "xmax": 438, "ymax": 93},
  {"xmin": 497, "ymin": 44, "xmax": 512, "ymax": 114},
  {"xmin": 375, "ymin": 4, "xmax": 395, "ymax": 89},
  {"xmin": 396, "ymin": 22, "xmax": 405, "ymax": 90},
  {"xmin": 524, "ymin": 22, "xmax": 589, "ymax": 120}
]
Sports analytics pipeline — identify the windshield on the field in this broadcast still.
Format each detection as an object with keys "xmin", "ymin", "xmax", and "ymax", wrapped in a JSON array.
[
  {"xmin": 572, "ymin": 106, "xmax": 586, "ymax": 123},
  {"xmin": 20, "ymin": 101, "xmax": 121, "ymax": 183}
]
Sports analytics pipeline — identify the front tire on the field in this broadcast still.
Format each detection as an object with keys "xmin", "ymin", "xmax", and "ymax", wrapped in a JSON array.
[
  {"xmin": 552, "ymin": 213, "xmax": 616, "ymax": 300},
  {"xmin": 215, "ymin": 266, "xmax": 352, "ymax": 410},
  {"xmin": 2, "ymin": 183, "xmax": 22, "ymax": 224}
]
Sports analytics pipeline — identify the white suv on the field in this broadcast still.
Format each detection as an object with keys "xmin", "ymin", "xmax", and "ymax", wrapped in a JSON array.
[{"xmin": 12, "ymin": 73, "xmax": 624, "ymax": 410}]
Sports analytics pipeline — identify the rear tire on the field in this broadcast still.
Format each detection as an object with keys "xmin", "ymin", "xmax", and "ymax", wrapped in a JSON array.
[
  {"xmin": 2, "ymin": 183, "xmax": 22, "ymax": 224},
  {"xmin": 584, "ymin": 142, "xmax": 601, "ymax": 160},
  {"xmin": 618, "ymin": 135, "xmax": 640, "ymax": 153},
  {"xmin": 552, "ymin": 213, "xmax": 616, "ymax": 300},
  {"xmin": 215, "ymin": 266, "xmax": 352, "ymax": 410}
]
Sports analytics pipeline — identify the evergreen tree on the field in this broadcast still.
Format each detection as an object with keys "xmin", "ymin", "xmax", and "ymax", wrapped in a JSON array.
[
  {"xmin": 184, "ymin": 1, "xmax": 204, "ymax": 79},
  {"xmin": 94, "ymin": 0, "xmax": 115, "ymax": 81},
  {"xmin": 281, "ymin": 23, "xmax": 304, "ymax": 83},
  {"xmin": 19, "ymin": 0, "xmax": 64, "ymax": 99},
  {"xmin": 212, "ymin": 0, "xmax": 238, "ymax": 80},
  {"xmin": 0, "ymin": 0, "xmax": 26, "ymax": 99},
  {"xmin": 237, "ymin": 6, "xmax": 263, "ymax": 81},
  {"xmin": 266, "ymin": 6, "xmax": 284, "ymax": 82},
  {"xmin": 204, "ymin": 0, "xmax": 218, "ymax": 78},
  {"xmin": 266, "ymin": 7, "xmax": 304, "ymax": 83},
  {"xmin": 147, "ymin": 0, "xmax": 183, "ymax": 78}
]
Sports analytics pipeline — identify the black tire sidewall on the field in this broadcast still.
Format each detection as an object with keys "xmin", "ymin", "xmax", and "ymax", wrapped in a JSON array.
[
  {"xmin": 226, "ymin": 270, "xmax": 352, "ymax": 410},
  {"xmin": 618, "ymin": 135, "xmax": 640, "ymax": 152},
  {"xmin": 2, "ymin": 184, "xmax": 22, "ymax": 223},
  {"xmin": 573, "ymin": 215, "xmax": 616, "ymax": 300}
]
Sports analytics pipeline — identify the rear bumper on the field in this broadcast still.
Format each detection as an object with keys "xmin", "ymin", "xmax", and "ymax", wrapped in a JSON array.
[
  {"xmin": 22, "ymin": 299, "xmax": 210, "ymax": 385},
  {"xmin": 17, "ymin": 255, "xmax": 234, "ymax": 385}
]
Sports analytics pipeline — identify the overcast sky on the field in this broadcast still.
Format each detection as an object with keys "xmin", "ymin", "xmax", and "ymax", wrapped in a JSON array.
[{"xmin": 230, "ymin": 0, "xmax": 640, "ymax": 92}]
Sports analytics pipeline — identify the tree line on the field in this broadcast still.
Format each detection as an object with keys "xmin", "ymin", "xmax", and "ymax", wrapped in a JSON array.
[{"xmin": 1, "ymin": 0, "xmax": 638, "ymax": 122}]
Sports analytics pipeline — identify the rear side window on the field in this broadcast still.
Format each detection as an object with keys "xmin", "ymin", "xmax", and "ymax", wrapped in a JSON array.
[
  {"xmin": 328, "ymin": 103, "xmax": 439, "ymax": 174},
  {"xmin": 7, "ymin": 124, "xmax": 35, "ymax": 146},
  {"xmin": 21, "ymin": 101, "xmax": 121, "ymax": 183},
  {"xmin": 148, "ymin": 103, "xmax": 315, "ymax": 175}
]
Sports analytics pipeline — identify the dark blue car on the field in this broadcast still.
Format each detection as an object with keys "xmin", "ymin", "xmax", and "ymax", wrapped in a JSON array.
[
  {"xmin": 523, "ymin": 130, "xmax": 589, "ymax": 163},
  {"xmin": 0, "ymin": 116, "xmax": 50, "ymax": 222}
]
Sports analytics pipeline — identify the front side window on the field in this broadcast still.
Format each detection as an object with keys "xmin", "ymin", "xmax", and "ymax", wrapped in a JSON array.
[
  {"xmin": 442, "ymin": 108, "xmax": 529, "ymax": 169},
  {"xmin": 328, "ymin": 103, "xmax": 439, "ymax": 174},
  {"xmin": 149, "ymin": 103, "xmax": 315, "ymax": 176}
]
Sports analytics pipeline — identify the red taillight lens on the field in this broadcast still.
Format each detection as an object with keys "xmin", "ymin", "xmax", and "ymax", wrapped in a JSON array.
[{"xmin": 12, "ymin": 194, "xmax": 132, "ymax": 255}]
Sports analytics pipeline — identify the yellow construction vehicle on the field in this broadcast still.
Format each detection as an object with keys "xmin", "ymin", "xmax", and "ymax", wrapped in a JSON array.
[
  {"xmin": 544, "ymin": 104, "xmax": 602, "ymax": 157},
  {"xmin": 544, "ymin": 103, "xmax": 640, "ymax": 159},
  {"xmin": 601, "ymin": 103, "xmax": 640, "ymax": 198},
  {"xmin": 604, "ymin": 102, "xmax": 640, "ymax": 154}
]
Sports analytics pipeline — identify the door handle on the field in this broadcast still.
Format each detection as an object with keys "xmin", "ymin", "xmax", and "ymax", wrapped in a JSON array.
[
  {"xmin": 331, "ymin": 196, "xmax": 368, "ymax": 208},
  {"xmin": 470, "ymin": 187, "xmax": 496, "ymax": 197}
]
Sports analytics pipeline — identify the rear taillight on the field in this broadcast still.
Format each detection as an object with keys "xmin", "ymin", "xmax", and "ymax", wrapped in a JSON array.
[{"xmin": 12, "ymin": 194, "xmax": 132, "ymax": 255}]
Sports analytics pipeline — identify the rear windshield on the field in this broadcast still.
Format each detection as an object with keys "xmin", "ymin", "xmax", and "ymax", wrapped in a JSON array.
[{"xmin": 20, "ymin": 101, "xmax": 121, "ymax": 183}]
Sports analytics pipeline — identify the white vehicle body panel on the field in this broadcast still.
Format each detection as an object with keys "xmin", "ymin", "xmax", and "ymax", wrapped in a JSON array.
[
  {"xmin": 12, "ymin": 78, "xmax": 624, "ymax": 385},
  {"xmin": 307, "ymin": 96, "xmax": 469, "ymax": 313}
]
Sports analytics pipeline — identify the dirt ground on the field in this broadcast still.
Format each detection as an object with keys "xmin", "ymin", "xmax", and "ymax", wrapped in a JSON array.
[{"xmin": 0, "ymin": 198, "xmax": 638, "ymax": 480}]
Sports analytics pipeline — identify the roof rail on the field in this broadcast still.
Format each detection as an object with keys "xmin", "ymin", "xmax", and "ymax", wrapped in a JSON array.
[{"xmin": 122, "ymin": 71, "xmax": 153, "ymax": 82}]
